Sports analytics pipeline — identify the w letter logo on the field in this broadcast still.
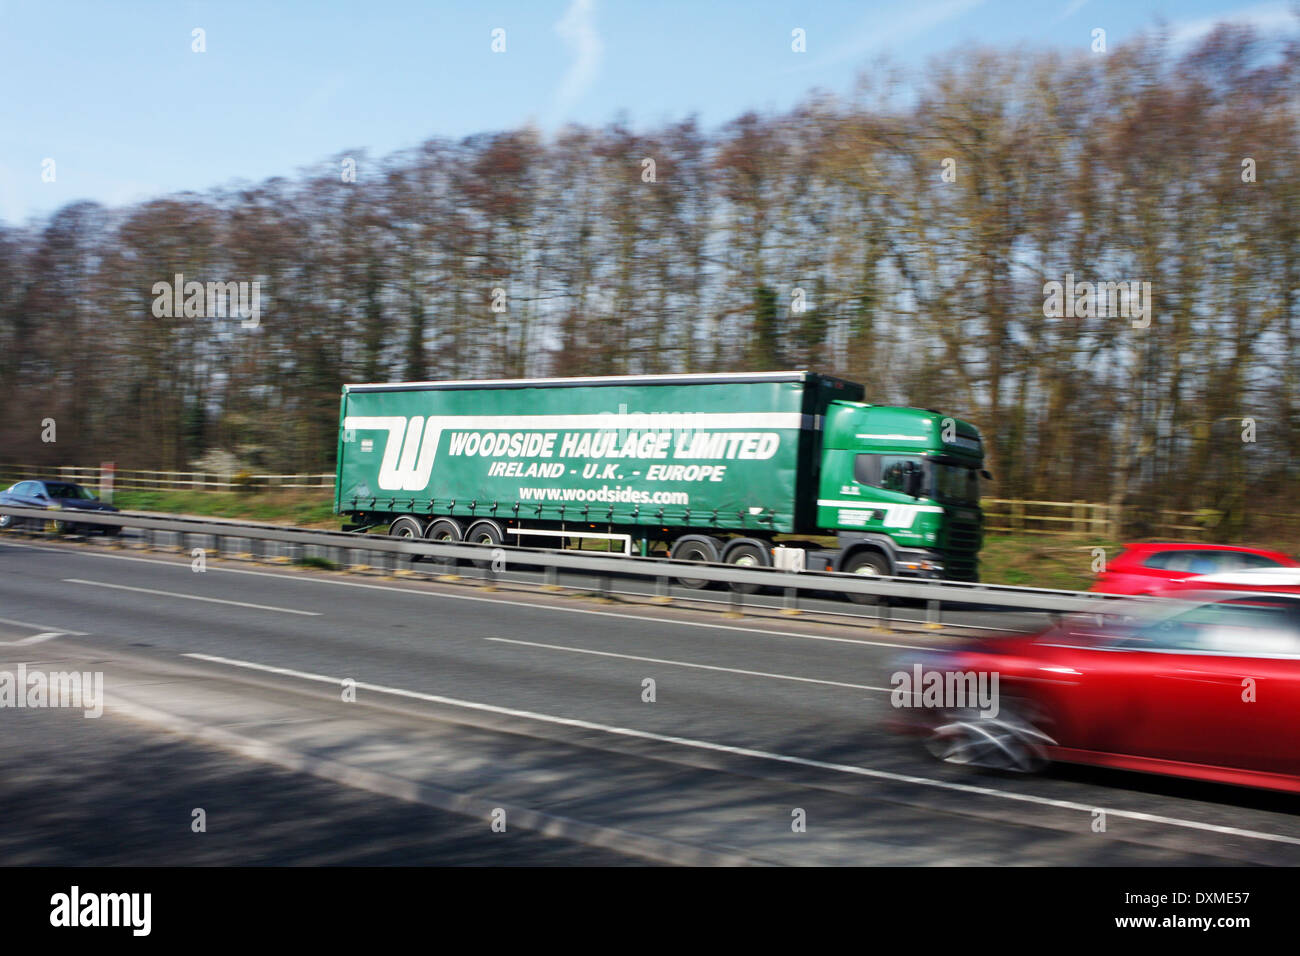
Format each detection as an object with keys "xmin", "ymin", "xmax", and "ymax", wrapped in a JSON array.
[{"xmin": 343, "ymin": 416, "xmax": 440, "ymax": 491}]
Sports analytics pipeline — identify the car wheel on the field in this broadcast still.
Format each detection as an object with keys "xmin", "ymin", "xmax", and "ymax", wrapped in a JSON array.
[{"xmin": 924, "ymin": 703, "xmax": 1055, "ymax": 773}]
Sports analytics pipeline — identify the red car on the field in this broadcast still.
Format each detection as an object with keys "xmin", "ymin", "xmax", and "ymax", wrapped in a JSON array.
[
  {"xmin": 894, "ymin": 591, "xmax": 1300, "ymax": 792},
  {"xmin": 1092, "ymin": 542, "xmax": 1298, "ymax": 595}
]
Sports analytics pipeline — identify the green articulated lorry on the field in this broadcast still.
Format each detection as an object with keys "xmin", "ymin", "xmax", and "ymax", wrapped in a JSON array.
[{"xmin": 335, "ymin": 371, "xmax": 987, "ymax": 593}]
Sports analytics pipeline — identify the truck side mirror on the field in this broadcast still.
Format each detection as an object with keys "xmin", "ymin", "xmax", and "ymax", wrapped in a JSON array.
[{"xmin": 904, "ymin": 463, "xmax": 923, "ymax": 498}]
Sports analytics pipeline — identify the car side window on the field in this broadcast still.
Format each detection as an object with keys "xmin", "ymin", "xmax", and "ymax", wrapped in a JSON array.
[
  {"xmin": 13, "ymin": 481, "xmax": 37, "ymax": 496},
  {"xmin": 1152, "ymin": 550, "xmax": 1228, "ymax": 574},
  {"xmin": 1185, "ymin": 551, "xmax": 1225, "ymax": 574},
  {"xmin": 1232, "ymin": 552, "xmax": 1285, "ymax": 570},
  {"xmin": 1142, "ymin": 551, "xmax": 1175, "ymax": 570}
]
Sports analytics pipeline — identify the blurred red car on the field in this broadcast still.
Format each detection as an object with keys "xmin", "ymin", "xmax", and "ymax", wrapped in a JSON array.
[
  {"xmin": 1092, "ymin": 542, "xmax": 1298, "ymax": 595},
  {"xmin": 894, "ymin": 591, "xmax": 1300, "ymax": 792}
]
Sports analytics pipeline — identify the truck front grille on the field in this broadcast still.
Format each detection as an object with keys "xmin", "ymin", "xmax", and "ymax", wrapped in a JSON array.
[
  {"xmin": 942, "ymin": 517, "xmax": 981, "ymax": 581},
  {"xmin": 945, "ymin": 519, "xmax": 981, "ymax": 550}
]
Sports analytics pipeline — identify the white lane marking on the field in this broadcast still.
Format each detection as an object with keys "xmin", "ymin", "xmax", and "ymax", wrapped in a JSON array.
[
  {"xmin": 487, "ymin": 637, "xmax": 892, "ymax": 692},
  {"xmin": 183, "ymin": 651, "xmax": 1300, "ymax": 848},
  {"xmin": 107, "ymin": 693, "xmax": 758, "ymax": 867},
  {"xmin": 0, "ymin": 632, "xmax": 65, "ymax": 647},
  {"xmin": 63, "ymin": 579, "xmax": 321, "ymax": 616},
  {"xmin": 0, "ymin": 614, "xmax": 87, "ymax": 636},
  {"xmin": 11, "ymin": 544, "xmax": 933, "ymax": 650}
]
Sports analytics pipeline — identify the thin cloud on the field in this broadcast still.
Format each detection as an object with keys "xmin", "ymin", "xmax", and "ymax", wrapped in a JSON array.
[
  {"xmin": 553, "ymin": 0, "xmax": 604, "ymax": 117},
  {"xmin": 787, "ymin": 0, "xmax": 987, "ymax": 73},
  {"xmin": 1057, "ymin": 0, "xmax": 1089, "ymax": 21}
]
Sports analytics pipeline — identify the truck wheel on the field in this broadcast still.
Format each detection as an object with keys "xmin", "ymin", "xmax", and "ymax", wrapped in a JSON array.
[
  {"xmin": 670, "ymin": 536, "xmax": 721, "ymax": 589},
  {"xmin": 423, "ymin": 518, "xmax": 463, "ymax": 542},
  {"xmin": 388, "ymin": 516, "xmax": 424, "ymax": 538},
  {"xmin": 843, "ymin": 551, "xmax": 890, "ymax": 606},
  {"xmin": 464, "ymin": 519, "xmax": 505, "ymax": 568},
  {"xmin": 722, "ymin": 539, "xmax": 770, "ymax": 593}
]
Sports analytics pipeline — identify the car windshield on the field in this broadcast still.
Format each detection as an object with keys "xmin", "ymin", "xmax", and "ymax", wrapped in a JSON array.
[
  {"xmin": 930, "ymin": 462, "xmax": 980, "ymax": 506},
  {"xmin": 1038, "ymin": 599, "xmax": 1177, "ymax": 646},
  {"xmin": 1119, "ymin": 598, "xmax": 1300, "ymax": 655},
  {"xmin": 43, "ymin": 483, "xmax": 94, "ymax": 499},
  {"xmin": 1045, "ymin": 596, "xmax": 1300, "ymax": 656}
]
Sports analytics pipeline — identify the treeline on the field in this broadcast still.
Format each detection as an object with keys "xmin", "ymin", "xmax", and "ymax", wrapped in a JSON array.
[{"xmin": 2, "ymin": 25, "xmax": 1297, "ymax": 534}]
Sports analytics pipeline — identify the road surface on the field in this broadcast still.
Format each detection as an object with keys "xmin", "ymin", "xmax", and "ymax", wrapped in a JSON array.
[{"xmin": 1, "ymin": 534, "xmax": 1297, "ymax": 865}]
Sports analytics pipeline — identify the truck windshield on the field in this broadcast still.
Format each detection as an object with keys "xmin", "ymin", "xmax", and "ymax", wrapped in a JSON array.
[{"xmin": 930, "ymin": 462, "xmax": 979, "ymax": 505}]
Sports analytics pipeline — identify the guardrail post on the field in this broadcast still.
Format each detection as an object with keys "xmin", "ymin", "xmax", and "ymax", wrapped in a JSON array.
[
  {"xmin": 725, "ymin": 587, "xmax": 743, "ymax": 619},
  {"xmin": 542, "ymin": 564, "xmax": 560, "ymax": 591},
  {"xmin": 925, "ymin": 599, "xmax": 942, "ymax": 630},
  {"xmin": 652, "ymin": 575, "xmax": 671, "ymax": 605},
  {"xmin": 482, "ymin": 554, "xmax": 498, "ymax": 591},
  {"xmin": 780, "ymin": 586, "xmax": 800, "ymax": 615},
  {"xmin": 874, "ymin": 600, "xmax": 891, "ymax": 634}
]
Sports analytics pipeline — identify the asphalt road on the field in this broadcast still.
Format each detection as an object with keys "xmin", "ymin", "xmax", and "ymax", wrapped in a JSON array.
[{"xmin": 2, "ymin": 533, "xmax": 1298, "ymax": 866}]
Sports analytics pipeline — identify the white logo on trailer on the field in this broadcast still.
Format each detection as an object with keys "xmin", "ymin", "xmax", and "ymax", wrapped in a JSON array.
[{"xmin": 343, "ymin": 412, "xmax": 803, "ymax": 492}]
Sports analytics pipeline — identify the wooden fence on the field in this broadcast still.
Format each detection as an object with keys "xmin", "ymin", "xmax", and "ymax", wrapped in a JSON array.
[{"xmin": 0, "ymin": 464, "xmax": 334, "ymax": 493}]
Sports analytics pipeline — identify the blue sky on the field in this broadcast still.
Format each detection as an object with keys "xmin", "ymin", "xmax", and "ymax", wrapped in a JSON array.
[{"xmin": 1, "ymin": 0, "xmax": 1295, "ymax": 225}]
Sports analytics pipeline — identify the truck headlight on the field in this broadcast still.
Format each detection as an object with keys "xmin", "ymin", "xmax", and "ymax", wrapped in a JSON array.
[{"xmin": 898, "ymin": 558, "xmax": 943, "ymax": 573}]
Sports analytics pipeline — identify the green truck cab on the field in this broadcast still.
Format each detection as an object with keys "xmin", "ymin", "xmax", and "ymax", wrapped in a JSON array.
[
  {"xmin": 812, "ymin": 402, "xmax": 985, "ymax": 582},
  {"xmin": 335, "ymin": 371, "xmax": 986, "ymax": 590}
]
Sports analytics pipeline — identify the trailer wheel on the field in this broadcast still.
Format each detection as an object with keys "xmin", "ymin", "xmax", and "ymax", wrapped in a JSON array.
[
  {"xmin": 669, "ymin": 535, "xmax": 722, "ymax": 589},
  {"xmin": 464, "ymin": 519, "xmax": 505, "ymax": 568},
  {"xmin": 423, "ymin": 518, "xmax": 463, "ymax": 542},
  {"xmin": 843, "ymin": 550, "xmax": 890, "ymax": 606},
  {"xmin": 722, "ymin": 538, "xmax": 771, "ymax": 593},
  {"xmin": 388, "ymin": 516, "xmax": 424, "ymax": 538}
]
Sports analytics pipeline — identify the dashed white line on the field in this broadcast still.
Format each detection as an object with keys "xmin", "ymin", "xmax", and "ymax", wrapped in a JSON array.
[
  {"xmin": 182, "ymin": 650, "xmax": 1300, "ymax": 848},
  {"xmin": 0, "ymin": 631, "xmax": 65, "ymax": 647},
  {"xmin": 487, "ymin": 637, "xmax": 891, "ymax": 692},
  {"xmin": 0, "ymin": 614, "xmax": 87, "ymax": 635},
  {"xmin": 0, "ymin": 614, "xmax": 86, "ymax": 646},
  {"xmin": 16, "ymin": 543, "xmax": 935, "ymax": 650},
  {"xmin": 63, "ymin": 579, "xmax": 320, "ymax": 616}
]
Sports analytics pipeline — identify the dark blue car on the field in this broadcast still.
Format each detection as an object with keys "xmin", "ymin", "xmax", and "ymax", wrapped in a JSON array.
[{"xmin": 0, "ymin": 479, "xmax": 120, "ymax": 534}]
